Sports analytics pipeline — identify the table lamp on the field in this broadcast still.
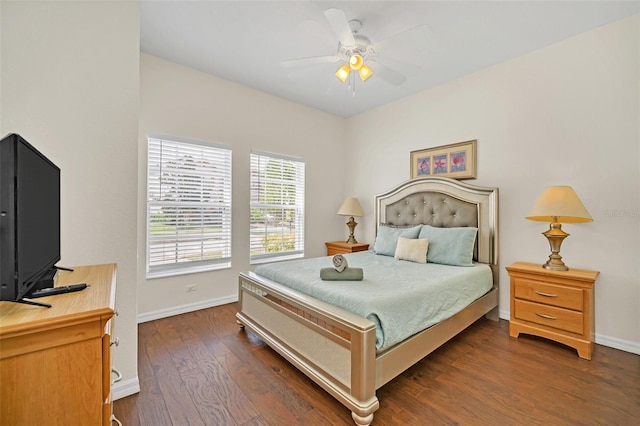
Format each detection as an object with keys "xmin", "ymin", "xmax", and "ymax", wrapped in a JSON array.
[
  {"xmin": 337, "ymin": 197, "xmax": 364, "ymax": 244},
  {"xmin": 526, "ymin": 186, "xmax": 592, "ymax": 271}
]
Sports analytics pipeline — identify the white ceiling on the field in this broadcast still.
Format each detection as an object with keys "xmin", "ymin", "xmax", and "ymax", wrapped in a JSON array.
[{"xmin": 140, "ymin": 1, "xmax": 639, "ymax": 118}]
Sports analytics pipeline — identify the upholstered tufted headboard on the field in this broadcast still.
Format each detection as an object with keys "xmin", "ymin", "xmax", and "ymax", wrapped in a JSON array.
[
  {"xmin": 375, "ymin": 177, "xmax": 498, "ymax": 268},
  {"xmin": 383, "ymin": 192, "xmax": 479, "ymax": 229}
]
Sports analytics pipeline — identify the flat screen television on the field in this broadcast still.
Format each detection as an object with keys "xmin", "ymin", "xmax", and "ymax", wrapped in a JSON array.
[{"xmin": 0, "ymin": 133, "xmax": 61, "ymax": 302}]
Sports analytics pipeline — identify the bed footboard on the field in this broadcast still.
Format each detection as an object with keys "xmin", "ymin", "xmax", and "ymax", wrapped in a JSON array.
[{"xmin": 236, "ymin": 272, "xmax": 380, "ymax": 425}]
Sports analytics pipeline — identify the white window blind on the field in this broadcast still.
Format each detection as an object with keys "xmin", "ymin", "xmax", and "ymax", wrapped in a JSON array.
[
  {"xmin": 146, "ymin": 135, "xmax": 232, "ymax": 278},
  {"xmin": 250, "ymin": 151, "xmax": 305, "ymax": 263}
]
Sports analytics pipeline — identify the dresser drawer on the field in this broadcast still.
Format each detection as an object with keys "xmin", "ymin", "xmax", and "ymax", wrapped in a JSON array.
[
  {"xmin": 513, "ymin": 278, "xmax": 583, "ymax": 311},
  {"xmin": 514, "ymin": 299, "xmax": 583, "ymax": 334}
]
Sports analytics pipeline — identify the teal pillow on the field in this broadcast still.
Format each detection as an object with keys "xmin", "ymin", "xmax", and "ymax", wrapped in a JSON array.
[
  {"xmin": 373, "ymin": 225, "xmax": 422, "ymax": 257},
  {"xmin": 418, "ymin": 225, "xmax": 478, "ymax": 266}
]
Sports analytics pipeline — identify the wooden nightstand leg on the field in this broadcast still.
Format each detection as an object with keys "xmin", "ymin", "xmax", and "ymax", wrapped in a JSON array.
[
  {"xmin": 576, "ymin": 342, "xmax": 593, "ymax": 360},
  {"xmin": 508, "ymin": 322, "xmax": 520, "ymax": 338}
]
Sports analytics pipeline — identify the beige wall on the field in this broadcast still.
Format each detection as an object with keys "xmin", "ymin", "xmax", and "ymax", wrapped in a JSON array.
[
  {"xmin": 346, "ymin": 15, "xmax": 640, "ymax": 352},
  {"xmin": 3, "ymin": 5, "xmax": 637, "ymax": 409},
  {"xmin": 1, "ymin": 1, "xmax": 140, "ymax": 397},
  {"xmin": 138, "ymin": 53, "xmax": 347, "ymax": 318}
]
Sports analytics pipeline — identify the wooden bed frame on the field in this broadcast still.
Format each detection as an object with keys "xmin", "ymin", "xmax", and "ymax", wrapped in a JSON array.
[{"xmin": 236, "ymin": 177, "xmax": 499, "ymax": 425}]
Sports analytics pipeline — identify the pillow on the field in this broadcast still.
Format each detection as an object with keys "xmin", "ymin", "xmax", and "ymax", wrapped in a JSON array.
[
  {"xmin": 394, "ymin": 237, "xmax": 429, "ymax": 264},
  {"xmin": 373, "ymin": 225, "xmax": 422, "ymax": 257},
  {"xmin": 418, "ymin": 225, "xmax": 478, "ymax": 266}
]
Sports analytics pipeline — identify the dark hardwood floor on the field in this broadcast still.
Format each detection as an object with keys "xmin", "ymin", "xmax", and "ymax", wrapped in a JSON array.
[{"xmin": 114, "ymin": 303, "xmax": 640, "ymax": 425}]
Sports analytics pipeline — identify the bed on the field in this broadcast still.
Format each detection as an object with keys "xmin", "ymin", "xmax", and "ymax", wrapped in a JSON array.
[{"xmin": 236, "ymin": 176, "xmax": 499, "ymax": 425}]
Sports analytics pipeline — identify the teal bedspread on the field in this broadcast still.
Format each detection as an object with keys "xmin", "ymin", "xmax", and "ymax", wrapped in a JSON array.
[{"xmin": 254, "ymin": 251, "xmax": 493, "ymax": 351}]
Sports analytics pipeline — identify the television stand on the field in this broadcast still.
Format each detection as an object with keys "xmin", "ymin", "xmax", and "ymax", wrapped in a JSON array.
[
  {"xmin": 16, "ymin": 298, "xmax": 52, "ymax": 308},
  {"xmin": 0, "ymin": 264, "xmax": 117, "ymax": 425}
]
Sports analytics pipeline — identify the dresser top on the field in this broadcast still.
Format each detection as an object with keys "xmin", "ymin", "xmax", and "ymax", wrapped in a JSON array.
[{"xmin": 0, "ymin": 263, "xmax": 116, "ymax": 335}]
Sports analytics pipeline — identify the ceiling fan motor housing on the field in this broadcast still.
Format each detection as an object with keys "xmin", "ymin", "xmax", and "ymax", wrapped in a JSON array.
[{"xmin": 338, "ymin": 34, "xmax": 376, "ymax": 62}]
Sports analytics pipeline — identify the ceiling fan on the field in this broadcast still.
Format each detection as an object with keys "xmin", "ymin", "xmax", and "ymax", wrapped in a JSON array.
[{"xmin": 281, "ymin": 8, "xmax": 431, "ymax": 88}]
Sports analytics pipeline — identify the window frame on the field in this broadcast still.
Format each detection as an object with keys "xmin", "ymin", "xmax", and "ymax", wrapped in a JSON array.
[
  {"xmin": 249, "ymin": 150, "xmax": 305, "ymax": 264},
  {"xmin": 146, "ymin": 134, "xmax": 232, "ymax": 279}
]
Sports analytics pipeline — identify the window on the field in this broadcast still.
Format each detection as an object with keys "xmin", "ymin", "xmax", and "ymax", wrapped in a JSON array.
[
  {"xmin": 250, "ymin": 151, "xmax": 305, "ymax": 263},
  {"xmin": 146, "ymin": 135, "xmax": 232, "ymax": 278}
]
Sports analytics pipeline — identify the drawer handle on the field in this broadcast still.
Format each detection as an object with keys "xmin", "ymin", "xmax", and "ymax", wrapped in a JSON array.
[
  {"xmin": 111, "ymin": 337, "xmax": 120, "ymax": 347},
  {"xmin": 535, "ymin": 312, "xmax": 557, "ymax": 320},
  {"xmin": 111, "ymin": 414, "xmax": 123, "ymax": 426},
  {"xmin": 112, "ymin": 367, "xmax": 123, "ymax": 383},
  {"xmin": 534, "ymin": 290, "xmax": 557, "ymax": 298}
]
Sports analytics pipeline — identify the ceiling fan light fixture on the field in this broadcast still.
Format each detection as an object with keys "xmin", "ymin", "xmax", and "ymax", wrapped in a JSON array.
[
  {"xmin": 358, "ymin": 64, "xmax": 373, "ymax": 81},
  {"xmin": 335, "ymin": 63, "xmax": 350, "ymax": 82},
  {"xmin": 349, "ymin": 54, "xmax": 364, "ymax": 70}
]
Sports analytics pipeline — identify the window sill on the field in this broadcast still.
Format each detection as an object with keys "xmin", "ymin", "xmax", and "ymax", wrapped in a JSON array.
[{"xmin": 146, "ymin": 262, "xmax": 231, "ymax": 279}]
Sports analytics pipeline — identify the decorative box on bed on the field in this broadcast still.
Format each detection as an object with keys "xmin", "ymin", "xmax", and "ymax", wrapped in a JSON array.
[{"xmin": 237, "ymin": 176, "xmax": 499, "ymax": 425}]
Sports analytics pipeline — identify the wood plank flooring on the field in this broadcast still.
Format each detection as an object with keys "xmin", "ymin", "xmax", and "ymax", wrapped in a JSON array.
[{"xmin": 114, "ymin": 303, "xmax": 640, "ymax": 425}]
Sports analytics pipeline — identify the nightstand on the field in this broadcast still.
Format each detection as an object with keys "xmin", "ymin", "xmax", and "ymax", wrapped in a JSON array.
[
  {"xmin": 506, "ymin": 262, "xmax": 599, "ymax": 360},
  {"xmin": 325, "ymin": 241, "xmax": 369, "ymax": 256}
]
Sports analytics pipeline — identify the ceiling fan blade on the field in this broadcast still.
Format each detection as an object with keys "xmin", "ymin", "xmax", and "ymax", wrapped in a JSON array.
[
  {"xmin": 324, "ymin": 8, "xmax": 356, "ymax": 47},
  {"xmin": 280, "ymin": 55, "xmax": 339, "ymax": 68},
  {"xmin": 367, "ymin": 60, "xmax": 406, "ymax": 86},
  {"xmin": 374, "ymin": 24, "xmax": 433, "ymax": 55}
]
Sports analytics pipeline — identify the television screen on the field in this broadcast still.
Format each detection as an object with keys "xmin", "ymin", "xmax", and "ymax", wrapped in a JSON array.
[{"xmin": 0, "ymin": 133, "xmax": 61, "ymax": 301}]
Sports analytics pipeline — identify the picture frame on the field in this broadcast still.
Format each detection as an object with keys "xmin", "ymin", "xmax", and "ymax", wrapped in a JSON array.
[{"xmin": 410, "ymin": 139, "xmax": 477, "ymax": 180}]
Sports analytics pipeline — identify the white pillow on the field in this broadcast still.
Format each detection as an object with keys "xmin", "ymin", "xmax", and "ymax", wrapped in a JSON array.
[{"xmin": 394, "ymin": 237, "xmax": 429, "ymax": 264}]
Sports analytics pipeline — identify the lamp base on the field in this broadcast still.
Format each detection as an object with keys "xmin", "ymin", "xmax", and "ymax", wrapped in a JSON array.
[
  {"xmin": 345, "ymin": 216, "xmax": 358, "ymax": 244},
  {"xmin": 541, "ymin": 222, "xmax": 569, "ymax": 271},
  {"xmin": 543, "ymin": 258, "xmax": 569, "ymax": 272}
]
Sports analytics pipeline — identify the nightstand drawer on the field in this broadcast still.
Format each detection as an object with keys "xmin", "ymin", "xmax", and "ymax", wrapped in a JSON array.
[
  {"xmin": 514, "ymin": 299, "xmax": 583, "ymax": 334},
  {"xmin": 513, "ymin": 279, "xmax": 583, "ymax": 311},
  {"xmin": 328, "ymin": 247, "xmax": 351, "ymax": 255}
]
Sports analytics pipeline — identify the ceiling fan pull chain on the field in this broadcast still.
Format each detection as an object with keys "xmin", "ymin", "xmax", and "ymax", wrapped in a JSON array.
[{"xmin": 351, "ymin": 71, "xmax": 356, "ymax": 97}]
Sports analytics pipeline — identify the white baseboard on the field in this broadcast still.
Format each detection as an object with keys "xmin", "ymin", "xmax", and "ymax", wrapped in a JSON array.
[
  {"xmin": 137, "ymin": 295, "xmax": 238, "ymax": 324},
  {"xmin": 499, "ymin": 309, "xmax": 510, "ymax": 321},
  {"xmin": 112, "ymin": 376, "xmax": 140, "ymax": 400},
  {"xmin": 139, "ymin": 303, "xmax": 639, "ymax": 355},
  {"xmin": 595, "ymin": 332, "xmax": 640, "ymax": 355}
]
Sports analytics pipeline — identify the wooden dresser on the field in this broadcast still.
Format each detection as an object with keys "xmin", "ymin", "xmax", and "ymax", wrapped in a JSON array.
[
  {"xmin": 506, "ymin": 262, "xmax": 599, "ymax": 359},
  {"xmin": 325, "ymin": 241, "xmax": 369, "ymax": 256},
  {"xmin": 0, "ymin": 264, "xmax": 117, "ymax": 425}
]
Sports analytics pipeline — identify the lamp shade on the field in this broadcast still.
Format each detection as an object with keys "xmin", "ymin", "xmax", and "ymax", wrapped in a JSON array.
[
  {"xmin": 337, "ymin": 197, "xmax": 364, "ymax": 217},
  {"xmin": 349, "ymin": 54, "xmax": 364, "ymax": 70},
  {"xmin": 335, "ymin": 64, "xmax": 350, "ymax": 82},
  {"xmin": 526, "ymin": 186, "xmax": 592, "ymax": 223},
  {"xmin": 358, "ymin": 64, "xmax": 373, "ymax": 81}
]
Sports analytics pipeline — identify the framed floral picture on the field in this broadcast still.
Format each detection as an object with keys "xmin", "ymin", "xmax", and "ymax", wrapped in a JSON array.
[{"xmin": 410, "ymin": 140, "xmax": 477, "ymax": 180}]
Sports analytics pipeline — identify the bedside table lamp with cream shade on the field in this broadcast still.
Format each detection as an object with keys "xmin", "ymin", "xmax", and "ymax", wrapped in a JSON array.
[
  {"xmin": 526, "ymin": 186, "xmax": 593, "ymax": 271},
  {"xmin": 337, "ymin": 197, "xmax": 364, "ymax": 244}
]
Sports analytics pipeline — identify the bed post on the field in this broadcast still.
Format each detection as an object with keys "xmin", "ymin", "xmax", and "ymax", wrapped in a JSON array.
[{"xmin": 349, "ymin": 325, "xmax": 379, "ymax": 425}]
